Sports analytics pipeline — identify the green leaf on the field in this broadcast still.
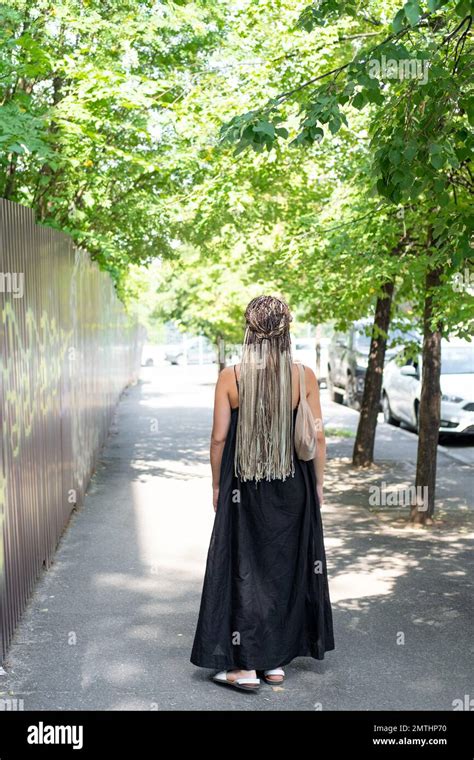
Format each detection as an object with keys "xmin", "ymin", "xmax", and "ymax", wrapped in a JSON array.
[
  {"xmin": 253, "ymin": 121, "xmax": 275, "ymax": 138},
  {"xmin": 461, "ymin": 97, "xmax": 474, "ymax": 125},
  {"xmin": 7, "ymin": 142, "xmax": 26, "ymax": 154},
  {"xmin": 452, "ymin": 248, "xmax": 463, "ymax": 267},
  {"xmin": 430, "ymin": 153, "xmax": 445, "ymax": 169},
  {"xmin": 389, "ymin": 149, "xmax": 402, "ymax": 165},
  {"xmin": 352, "ymin": 92, "xmax": 367, "ymax": 110},
  {"xmin": 404, "ymin": 2, "xmax": 421, "ymax": 26},
  {"xmin": 376, "ymin": 178, "xmax": 389, "ymax": 197},
  {"xmin": 311, "ymin": 126, "xmax": 324, "ymax": 141},
  {"xmin": 366, "ymin": 89, "xmax": 384, "ymax": 105},
  {"xmin": 404, "ymin": 143, "xmax": 418, "ymax": 161},
  {"xmin": 454, "ymin": 0, "xmax": 471, "ymax": 17},
  {"xmin": 392, "ymin": 8, "xmax": 406, "ymax": 33}
]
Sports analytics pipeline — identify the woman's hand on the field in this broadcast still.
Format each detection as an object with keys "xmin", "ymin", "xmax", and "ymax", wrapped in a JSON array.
[
  {"xmin": 316, "ymin": 483, "xmax": 324, "ymax": 506},
  {"xmin": 213, "ymin": 485, "xmax": 219, "ymax": 512}
]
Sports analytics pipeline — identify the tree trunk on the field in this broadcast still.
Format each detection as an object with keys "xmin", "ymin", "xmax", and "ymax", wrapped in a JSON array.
[
  {"xmin": 216, "ymin": 334, "xmax": 226, "ymax": 372},
  {"xmin": 3, "ymin": 153, "xmax": 18, "ymax": 200},
  {"xmin": 352, "ymin": 280, "xmax": 395, "ymax": 467},
  {"xmin": 3, "ymin": 78, "xmax": 34, "ymax": 200},
  {"xmin": 315, "ymin": 324, "xmax": 321, "ymax": 381},
  {"xmin": 411, "ymin": 266, "xmax": 443, "ymax": 524},
  {"xmin": 29, "ymin": 74, "xmax": 66, "ymax": 219}
]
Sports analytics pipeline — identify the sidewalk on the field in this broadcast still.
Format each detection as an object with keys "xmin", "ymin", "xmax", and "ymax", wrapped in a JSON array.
[{"xmin": 1, "ymin": 365, "xmax": 472, "ymax": 710}]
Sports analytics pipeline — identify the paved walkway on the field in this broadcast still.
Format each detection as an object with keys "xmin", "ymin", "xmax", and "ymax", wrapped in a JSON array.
[{"xmin": 1, "ymin": 365, "xmax": 472, "ymax": 710}]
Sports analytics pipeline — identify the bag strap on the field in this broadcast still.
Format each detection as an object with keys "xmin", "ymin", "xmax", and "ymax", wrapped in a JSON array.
[{"xmin": 297, "ymin": 362, "xmax": 306, "ymax": 404}]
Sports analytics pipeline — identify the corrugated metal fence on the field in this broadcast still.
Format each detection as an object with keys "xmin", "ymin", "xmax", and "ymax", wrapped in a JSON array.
[{"xmin": 0, "ymin": 199, "xmax": 145, "ymax": 662}]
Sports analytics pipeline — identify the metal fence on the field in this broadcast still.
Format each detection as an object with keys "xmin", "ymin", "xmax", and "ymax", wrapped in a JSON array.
[{"xmin": 0, "ymin": 199, "xmax": 145, "ymax": 662}]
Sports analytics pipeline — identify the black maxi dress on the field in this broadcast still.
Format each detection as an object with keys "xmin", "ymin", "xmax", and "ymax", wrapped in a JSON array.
[{"xmin": 190, "ymin": 365, "xmax": 335, "ymax": 671}]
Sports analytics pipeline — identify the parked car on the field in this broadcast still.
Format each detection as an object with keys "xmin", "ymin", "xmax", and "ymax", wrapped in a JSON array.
[
  {"xmin": 327, "ymin": 320, "xmax": 420, "ymax": 408},
  {"xmin": 292, "ymin": 337, "xmax": 329, "ymax": 386},
  {"xmin": 165, "ymin": 337, "xmax": 217, "ymax": 365},
  {"xmin": 141, "ymin": 343, "xmax": 166, "ymax": 367},
  {"xmin": 382, "ymin": 339, "xmax": 474, "ymax": 435}
]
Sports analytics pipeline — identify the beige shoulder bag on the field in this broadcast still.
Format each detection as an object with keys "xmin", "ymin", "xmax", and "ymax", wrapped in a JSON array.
[{"xmin": 294, "ymin": 362, "xmax": 317, "ymax": 461}]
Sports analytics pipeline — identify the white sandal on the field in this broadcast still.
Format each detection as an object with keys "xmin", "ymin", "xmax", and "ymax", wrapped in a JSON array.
[
  {"xmin": 263, "ymin": 667, "xmax": 285, "ymax": 685},
  {"xmin": 213, "ymin": 670, "xmax": 260, "ymax": 692}
]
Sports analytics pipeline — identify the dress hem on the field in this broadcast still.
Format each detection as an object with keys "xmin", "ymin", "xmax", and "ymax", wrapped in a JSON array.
[{"xmin": 190, "ymin": 644, "xmax": 335, "ymax": 671}]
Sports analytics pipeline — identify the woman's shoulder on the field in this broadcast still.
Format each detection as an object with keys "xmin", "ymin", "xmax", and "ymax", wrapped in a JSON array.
[
  {"xmin": 294, "ymin": 362, "xmax": 318, "ymax": 386},
  {"xmin": 218, "ymin": 364, "xmax": 238, "ymax": 384},
  {"xmin": 292, "ymin": 360, "xmax": 314, "ymax": 374}
]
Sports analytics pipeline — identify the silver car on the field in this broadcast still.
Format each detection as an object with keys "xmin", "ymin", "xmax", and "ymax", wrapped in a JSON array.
[{"xmin": 382, "ymin": 339, "xmax": 474, "ymax": 435}]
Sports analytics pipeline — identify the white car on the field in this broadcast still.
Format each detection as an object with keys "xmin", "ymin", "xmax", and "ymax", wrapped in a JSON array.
[
  {"xmin": 165, "ymin": 337, "xmax": 217, "ymax": 365},
  {"xmin": 292, "ymin": 337, "xmax": 329, "ymax": 386},
  {"xmin": 382, "ymin": 339, "xmax": 474, "ymax": 435}
]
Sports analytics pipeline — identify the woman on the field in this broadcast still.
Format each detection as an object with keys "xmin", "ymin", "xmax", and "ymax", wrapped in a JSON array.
[{"xmin": 190, "ymin": 295, "xmax": 334, "ymax": 691}]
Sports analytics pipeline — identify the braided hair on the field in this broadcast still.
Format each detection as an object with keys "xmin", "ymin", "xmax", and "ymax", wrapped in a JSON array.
[{"xmin": 234, "ymin": 295, "xmax": 295, "ymax": 483}]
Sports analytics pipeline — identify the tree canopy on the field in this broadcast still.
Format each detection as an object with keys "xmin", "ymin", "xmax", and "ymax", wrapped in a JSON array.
[{"xmin": 1, "ymin": 0, "xmax": 472, "ymax": 336}]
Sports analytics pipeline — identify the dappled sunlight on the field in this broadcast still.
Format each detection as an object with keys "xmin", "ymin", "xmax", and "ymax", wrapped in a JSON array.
[
  {"xmin": 131, "ymin": 458, "xmax": 210, "ymax": 481},
  {"xmin": 130, "ymin": 474, "xmax": 214, "ymax": 578},
  {"xmin": 93, "ymin": 572, "xmax": 195, "ymax": 598},
  {"xmin": 331, "ymin": 570, "xmax": 402, "ymax": 605},
  {"xmin": 444, "ymin": 570, "xmax": 468, "ymax": 576},
  {"xmin": 324, "ymin": 456, "xmax": 473, "ymax": 517},
  {"xmin": 323, "ymin": 537, "xmax": 344, "ymax": 550},
  {"xmin": 330, "ymin": 553, "xmax": 418, "ymax": 605},
  {"xmin": 81, "ymin": 646, "xmax": 148, "ymax": 689},
  {"xmin": 82, "ymin": 666, "xmax": 146, "ymax": 690}
]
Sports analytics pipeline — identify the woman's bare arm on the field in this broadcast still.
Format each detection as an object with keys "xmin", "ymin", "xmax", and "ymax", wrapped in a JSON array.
[
  {"xmin": 305, "ymin": 366, "xmax": 326, "ymax": 503},
  {"xmin": 210, "ymin": 368, "xmax": 232, "ymax": 509}
]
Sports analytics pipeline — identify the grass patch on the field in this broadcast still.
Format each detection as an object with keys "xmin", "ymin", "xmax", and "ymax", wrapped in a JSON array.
[{"xmin": 325, "ymin": 427, "xmax": 355, "ymax": 438}]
